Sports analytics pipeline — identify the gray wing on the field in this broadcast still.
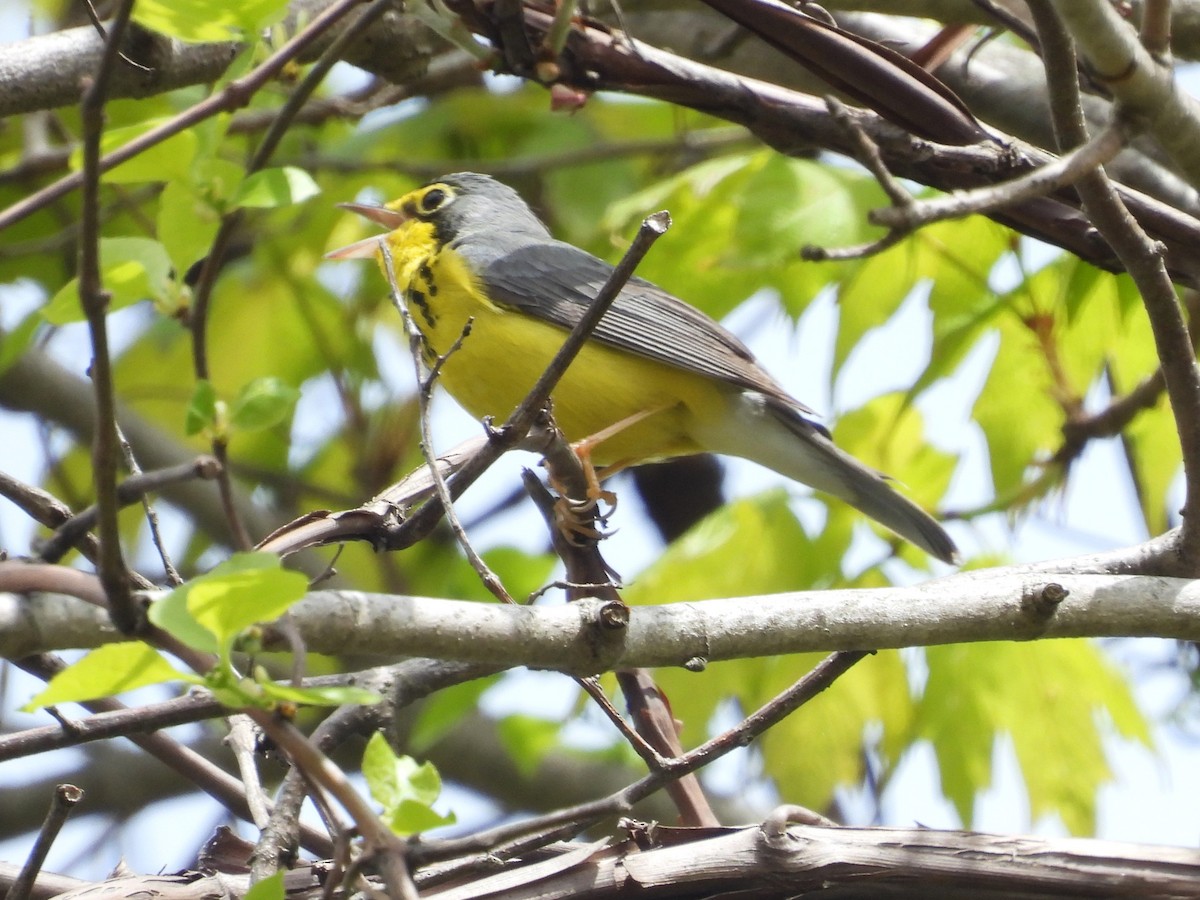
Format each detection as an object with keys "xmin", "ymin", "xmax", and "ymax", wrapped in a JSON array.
[{"xmin": 473, "ymin": 239, "xmax": 813, "ymax": 413}]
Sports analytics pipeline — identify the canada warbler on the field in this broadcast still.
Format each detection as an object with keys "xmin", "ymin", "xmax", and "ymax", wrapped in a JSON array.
[{"xmin": 330, "ymin": 172, "xmax": 958, "ymax": 564}]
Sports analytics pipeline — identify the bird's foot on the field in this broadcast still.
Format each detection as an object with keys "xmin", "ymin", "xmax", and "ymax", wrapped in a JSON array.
[{"xmin": 552, "ymin": 491, "xmax": 617, "ymax": 545}]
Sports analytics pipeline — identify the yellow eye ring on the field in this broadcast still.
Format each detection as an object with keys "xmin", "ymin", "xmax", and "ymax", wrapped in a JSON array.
[{"xmin": 420, "ymin": 187, "xmax": 449, "ymax": 213}]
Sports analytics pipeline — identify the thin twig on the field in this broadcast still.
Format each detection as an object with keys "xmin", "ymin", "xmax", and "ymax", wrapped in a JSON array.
[
  {"xmin": 77, "ymin": 0, "xmax": 138, "ymax": 632},
  {"xmin": 188, "ymin": 0, "xmax": 395, "ymax": 550},
  {"xmin": 0, "ymin": 688, "xmax": 225, "ymax": 761},
  {"xmin": 298, "ymin": 129, "xmax": 752, "ymax": 181},
  {"xmin": 409, "ymin": 649, "xmax": 866, "ymax": 866},
  {"xmin": 80, "ymin": 0, "xmax": 152, "ymax": 72},
  {"xmin": 11, "ymin": 566, "xmax": 404, "ymax": 873},
  {"xmin": 379, "ymin": 241, "xmax": 514, "ymax": 604},
  {"xmin": 0, "ymin": 0, "xmax": 374, "ymax": 233},
  {"xmin": 1029, "ymin": 2, "xmax": 1200, "ymax": 561},
  {"xmin": 252, "ymin": 659, "xmax": 496, "ymax": 881},
  {"xmin": 543, "ymin": 0, "xmax": 578, "ymax": 57},
  {"xmin": 0, "ymin": 473, "xmax": 99, "ymax": 563},
  {"xmin": 3, "ymin": 783, "xmax": 84, "ymax": 900},
  {"xmin": 13, "ymin": 652, "xmax": 334, "ymax": 858},
  {"xmin": 873, "ymin": 123, "xmax": 1126, "ymax": 230},
  {"xmin": 40, "ymin": 457, "xmax": 220, "ymax": 565},
  {"xmin": 801, "ymin": 97, "xmax": 910, "ymax": 261},
  {"xmin": 226, "ymin": 716, "xmax": 273, "ymax": 828},
  {"xmin": 522, "ymin": 462, "xmax": 718, "ymax": 828},
  {"xmin": 497, "ymin": 212, "xmax": 672, "ymax": 447},
  {"xmin": 115, "ymin": 429, "xmax": 184, "ymax": 585}
]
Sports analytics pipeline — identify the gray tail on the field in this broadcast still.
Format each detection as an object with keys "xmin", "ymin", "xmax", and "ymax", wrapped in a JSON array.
[{"xmin": 767, "ymin": 402, "xmax": 960, "ymax": 564}]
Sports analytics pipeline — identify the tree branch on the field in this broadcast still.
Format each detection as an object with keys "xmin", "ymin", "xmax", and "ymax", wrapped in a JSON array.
[
  {"xmin": 1052, "ymin": 0, "xmax": 1200, "ymax": 189},
  {"xmin": 7, "ymin": 567, "xmax": 1200, "ymax": 665}
]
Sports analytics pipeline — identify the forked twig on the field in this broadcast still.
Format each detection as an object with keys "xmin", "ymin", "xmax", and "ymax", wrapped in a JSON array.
[{"xmin": 379, "ymin": 240, "xmax": 514, "ymax": 604}]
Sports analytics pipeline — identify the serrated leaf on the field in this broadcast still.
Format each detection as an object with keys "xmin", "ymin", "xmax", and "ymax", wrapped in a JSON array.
[
  {"xmin": 911, "ymin": 217, "xmax": 1011, "ymax": 395},
  {"xmin": 622, "ymin": 492, "xmax": 918, "ymax": 812},
  {"xmin": 834, "ymin": 393, "xmax": 956, "ymax": 513},
  {"xmin": 149, "ymin": 552, "xmax": 307, "ymax": 653},
  {"xmin": 232, "ymin": 168, "xmax": 321, "ymax": 209},
  {"xmin": 362, "ymin": 733, "xmax": 455, "ymax": 836},
  {"xmin": 973, "ymin": 316, "xmax": 1061, "ymax": 500},
  {"xmin": 229, "ymin": 376, "xmax": 300, "ymax": 432},
  {"xmin": 43, "ymin": 238, "xmax": 173, "ymax": 324},
  {"xmin": 734, "ymin": 154, "xmax": 887, "ymax": 265},
  {"xmin": 918, "ymin": 641, "xmax": 1150, "ymax": 833},
  {"xmin": 23, "ymin": 643, "xmax": 192, "ymax": 710},
  {"xmin": 624, "ymin": 491, "xmax": 823, "ymax": 605},
  {"xmin": 1123, "ymin": 396, "xmax": 1178, "ymax": 533},
  {"xmin": 603, "ymin": 152, "xmax": 852, "ymax": 320},
  {"xmin": 762, "ymin": 648, "xmax": 913, "ymax": 802},
  {"xmin": 833, "ymin": 242, "xmax": 919, "ymax": 380}
]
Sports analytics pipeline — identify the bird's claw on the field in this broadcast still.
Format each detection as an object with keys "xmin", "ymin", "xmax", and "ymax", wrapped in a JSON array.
[{"xmin": 553, "ymin": 490, "xmax": 618, "ymax": 545}]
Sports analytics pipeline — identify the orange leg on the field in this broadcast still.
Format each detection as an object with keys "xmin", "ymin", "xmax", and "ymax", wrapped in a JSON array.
[{"xmin": 553, "ymin": 404, "xmax": 674, "ymax": 544}]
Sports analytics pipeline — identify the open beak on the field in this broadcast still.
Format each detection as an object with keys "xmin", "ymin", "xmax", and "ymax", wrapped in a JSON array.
[{"xmin": 325, "ymin": 202, "xmax": 409, "ymax": 260}]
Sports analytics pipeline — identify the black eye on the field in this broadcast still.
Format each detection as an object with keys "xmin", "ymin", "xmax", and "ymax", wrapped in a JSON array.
[{"xmin": 420, "ymin": 188, "xmax": 448, "ymax": 213}]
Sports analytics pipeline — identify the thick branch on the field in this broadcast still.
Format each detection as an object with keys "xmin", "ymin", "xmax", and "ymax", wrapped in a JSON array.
[
  {"xmin": 6, "ymin": 570, "xmax": 1200, "ymax": 665},
  {"xmin": 0, "ymin": 0, "xmax": 431, "ymax": 118}
]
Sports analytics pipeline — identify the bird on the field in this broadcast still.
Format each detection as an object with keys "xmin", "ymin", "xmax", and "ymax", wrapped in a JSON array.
[{"xmin": 328, "ymin": 172, "xmax": 959, "ymax": 564}]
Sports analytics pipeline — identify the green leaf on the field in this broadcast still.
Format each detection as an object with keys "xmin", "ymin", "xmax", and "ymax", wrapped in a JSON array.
[
  {"xmin": 917, "ymin": 641, "xmax": 1151, "ymax": 833},
  {"xmin": 431, "ymin": 546, "xmax": 557, "ymax": 604},
  {"xmin": 69, "ymin": 122, "xmax": 197, "ymax": 185},
  {"xmin": 258, "ymin": 682, "xmax": 383, "ymax": 707},
  {"xmin": 833, "ymin": 393, "xmax": 956, "ymax": 517},
  {"xmin": 973, "ymin": 315, "xmax": 1061, "ymax": 500},
  {"xmin": 623, "ymin": 493, "xmax": 918, "ymax": 813},
  {"xmin": 133, "ymin": 0, "xmax": 290, "ymax": 42},
  {"xmin": 604, "ymin": 154, "xmax": 808, "ymax": 320},
  {"xmin": 1123, "ymin": 395, "xmax": 1178, "ymax": 534},
  {"xmin": 229, "ymin": 376, "xmax": 300, "ymax": 432},
  {"xmin": 740, "ymin": 156, "xmax": 892, "ymax": 269},
  {"xmin": 496, "ymin": 714, "xmax": 562, "ymax": 778},
  {"xmin": 43, "ymin": 238, "xmax": 173, "ymax": 324},
  {"xmin": 833, "ymin": 242, "xmax": 919, "ymax": 380},
  {"xmin": 149, "ymin": 552, "xmax": 308, "ymax": 654},
  {"xmin": 204, "ymin": 666, "xmax": 267, "ymax": 709},
  {"xmin": 243, "ymin": 872, "xmax": 284, "ymax": 900},
  {"xmin": 408, "ymin": 677, "xmax": 497, "ymax": 753},
  {"xmin": 0, "ymin": 312, "xmax": 42, "ymax": 374},
  {"xmin": 362, "ymin": 733, "xmax": 455, "ymax": 836},
  {"xmin": 624, "ymin": 491, "xmax": 823, "ymax": 605},
  {"xmin": 22, "ymin": 643, "xmax": 192, "ymax": 710},
  {"xmin": 158, "ymin": 179, "xmax": 221, "ymax": 274},
  {"xmin": 912, "ymin": 217, "xmax": 1011, "ymax": 395},
  {"xmin": 185, "ymin": 379, "xmax": 220, "ymax": 436},
  {"xmin": 232, "ymin": 168, "xmax": 321, "ymax": 209},
  {"xmin": 760, "ymin": 649, "xmax": 913, "ymax": 803}
]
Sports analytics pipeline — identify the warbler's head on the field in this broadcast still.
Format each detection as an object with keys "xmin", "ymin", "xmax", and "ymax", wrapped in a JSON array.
[{"xmin": 327, "ymin": 172, "xmax": 550, "ymax": 261}]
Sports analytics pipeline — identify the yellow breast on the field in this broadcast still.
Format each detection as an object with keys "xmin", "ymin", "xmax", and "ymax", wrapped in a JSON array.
[{"xmin": 380, "ymin": 224, "xmax": 730, "ymax": 467}]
